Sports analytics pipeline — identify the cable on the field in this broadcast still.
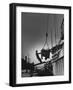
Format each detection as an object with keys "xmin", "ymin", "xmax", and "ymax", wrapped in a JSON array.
[
  {"xmin": 42, "ymin": 15, "xmax": 49, "ymax": 49},
  {"xmin": 54, "ymin": 15, "xmax": 57, "ymax": 46}
]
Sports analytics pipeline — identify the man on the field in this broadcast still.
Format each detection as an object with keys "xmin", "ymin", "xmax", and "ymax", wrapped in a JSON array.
[{"xmin": 35, "ymin": 50, "xmax": 42, "ymax": 63}]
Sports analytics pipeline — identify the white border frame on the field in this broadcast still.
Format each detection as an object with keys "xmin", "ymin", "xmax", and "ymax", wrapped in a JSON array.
[{"xmin": 16, "ymin": 6, "xmax": 69, "ymax": 84}]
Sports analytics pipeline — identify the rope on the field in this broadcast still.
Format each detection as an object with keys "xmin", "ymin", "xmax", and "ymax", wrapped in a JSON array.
[
  {"xmin": 42, "ymin": 15, "xmax": 49, "ymax": 49},
  {"xmin": 51, "ymin": 28, "xmax": 53, "ymax": 48},
  {"xmin": 54, "ymin": 15, "xmax": 57, "ymax": 46},
  {"xmin": 54, "ymin": 17, "xmax": 56, "ymax": 45},
  {"xmin": 42, "ymin": 32, "xmax": 49, "ymax": 49}
]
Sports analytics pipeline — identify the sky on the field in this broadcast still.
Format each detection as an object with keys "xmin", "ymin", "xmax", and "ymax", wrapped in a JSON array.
[{"xmin": 21, "ymin": 12, "xmax": 64, "ymax": 64}]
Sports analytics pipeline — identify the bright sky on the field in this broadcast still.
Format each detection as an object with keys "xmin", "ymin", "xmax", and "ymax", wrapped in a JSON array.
[{"xmin": 21, "ymin": 12, "xmax": 64, "ymax": 64}]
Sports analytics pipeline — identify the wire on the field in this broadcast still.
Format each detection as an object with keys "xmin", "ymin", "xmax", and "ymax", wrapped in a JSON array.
[
  {"xmin": 54, "ymin": 15, "xmax": 57, "ymax": 46},
  {"xmin": 51, "ymin": 28, "xmax": 53, "ymax": 48},
  {"xmin": 42, "ymin": 15, "xmax": 49, "ymax": 49}
]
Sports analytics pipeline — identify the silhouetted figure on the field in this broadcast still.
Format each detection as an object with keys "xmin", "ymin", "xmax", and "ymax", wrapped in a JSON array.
[
  {"xmin": 36, "ymin": 50, "xmax": 42, "ymax": 63},
  {"xmin": 30, "ymin": 62, "xmax": 34, "ymax": 77},
  {"xmin": 44, "ymin": 61, "xmax": 53, "ymax": 76},
  {"xmin": 22, "ymin": 58, "xmax": 27, "ymax": 70},
  {"xmin": 24, "ymin": 56, "xmax": 28, "ymax": 73},
  {"xmin": 41, "ymin": 49, "xmax": 50, "ymax": 60},
  {"xmin": 22, "ymin": 56, "xmax": 29, "ymax": 73}
]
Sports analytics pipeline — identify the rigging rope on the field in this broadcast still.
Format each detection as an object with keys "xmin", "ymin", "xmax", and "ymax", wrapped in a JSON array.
[
  {"xmin": 54, "ymin": 15, "xmax": 57, "ymax": 46},
  {"xmin": 51, "ymin": 28, "xmax": 53, "ymax": 48},
  {"xmin": 42, "ymin": 15, "xmax": 49, "ymax": 49}
]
